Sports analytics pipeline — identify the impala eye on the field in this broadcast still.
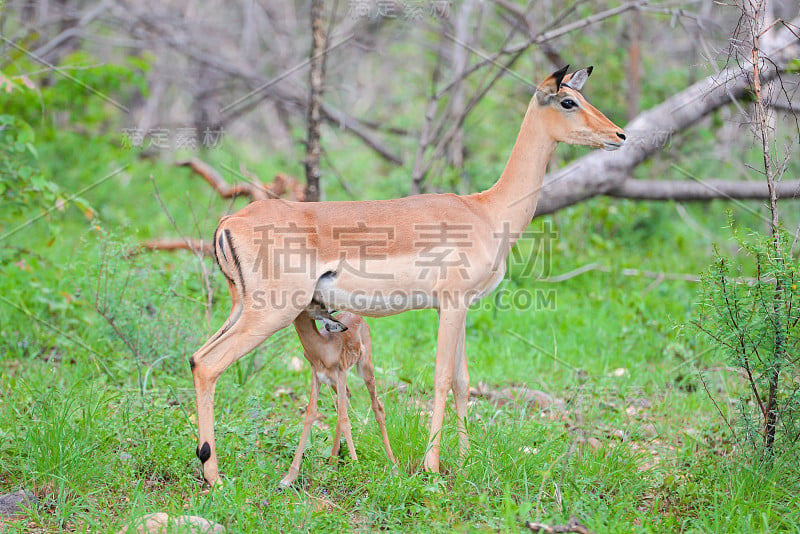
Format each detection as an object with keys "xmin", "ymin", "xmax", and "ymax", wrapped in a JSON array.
[{"xmin": 560, "ymin": 99, "xmax": 578, "ymax": 110}]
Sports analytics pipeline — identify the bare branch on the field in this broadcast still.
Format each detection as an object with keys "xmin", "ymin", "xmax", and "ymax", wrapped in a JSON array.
[
  {"xmin": 627, "ymin": 6, "xmax": 643, "ymax": 120},
  {"xmin": 140, "ymin": 238, "xmax": 213, "ymax": 257},
  {"xmin": 533, "ymin": 2, "xmax": 644, "ymax": 45},
  {"xmin": 320, "ymin": 104, "xmax": 404, "ymax": 165},
  {"xmin": 539, "ymin": 262, "xmax": 701, "ymax": 284},
  {"xmin": 770, "ymin": 99, "xmax": 798, "ymax": 112},
  {"xmin": 142, "ymin": 160, "xmax": 305, "ymax": 256},
  {"xmin": 410, "ymin": 28, "xmax": 448, "ymax": 195},
  {"xmin": 31, "ymin": 0, "xmax": 112, "ymax": 60},
  {"xmin": 122, "ymin": 6, "xmax": 403, "ymax": 165},
  {"xmin": 176, "ymin": 158, "xmax": 268, "ymax": 201},
  {"xmin": 606, "ymin": 178, "xmax": 800, "ymax": 201}
]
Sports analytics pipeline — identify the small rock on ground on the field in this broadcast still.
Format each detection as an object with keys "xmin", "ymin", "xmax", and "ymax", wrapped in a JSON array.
[
  {"xmin": 118, "ymin": 512, "xmax": 225, "ymax": 534},
  {"xmin": 0, "ymin": 490, "xmax": 37, "ymax": 516}
]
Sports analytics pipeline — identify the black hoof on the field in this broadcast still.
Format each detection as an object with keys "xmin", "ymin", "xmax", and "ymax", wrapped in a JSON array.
[{"xmin": 196, "ymin": 442, "xmax": 211, "ymax": 464}]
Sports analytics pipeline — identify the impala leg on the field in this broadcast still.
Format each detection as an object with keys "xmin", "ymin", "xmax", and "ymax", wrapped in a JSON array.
[
  {"xmin": 191, "ymin": 311, "xmax": 286, "ymax": 485},
  {"xmin": 192, "ymin": 367, "xmax": 221, "ymax": 485},
  {"xmin": 193, "ymin": 279, "xmax": 241, "ymax": 356},
  {"xmin": 280, "ymin": 371, "xmax": 321, "ymax": 487},
  {"xmin": 423, "ymin": 307, "xmax": 468, "ymax": 473},
  {"xmin": 330, "ymin": 379, "xmax": 342, "ymax": 460},
  {"xmin": 331, "ymin": 371, "xmax": 357, "ymax": 463},
  {"xmin": 452, "ymin": 319, "xmax": 470, "ymax": 462},
  {"xmin": 358, "ymin": 349, "xmax": 397, "ymax": 466}
]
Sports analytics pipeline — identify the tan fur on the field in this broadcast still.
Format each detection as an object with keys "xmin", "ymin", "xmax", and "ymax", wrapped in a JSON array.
[
  {"xmin": 279, "ymin": 312, "xmax": 396, "ymax": 486},
  {"xmin": 190, "ymin": 67, "xmax": 625, "ymax": 483}
]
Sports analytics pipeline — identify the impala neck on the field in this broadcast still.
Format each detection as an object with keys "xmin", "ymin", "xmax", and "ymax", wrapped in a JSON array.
[{"xmin": 479, "ymin": 102, "xmax": 556, "ymax": 244}]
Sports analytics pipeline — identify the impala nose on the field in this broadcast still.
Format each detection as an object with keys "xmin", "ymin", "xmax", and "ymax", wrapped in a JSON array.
[{"xmin": 616, "ymin": 132, "xmax": 626, "ymax": 141}]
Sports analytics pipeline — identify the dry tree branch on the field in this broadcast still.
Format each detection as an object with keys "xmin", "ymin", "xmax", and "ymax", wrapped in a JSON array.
[
  {"xmin": 31, "ymin": 0, "xmax": 112, "ymax": 60},
  {"xmin": 491, "ymin": 0, "xmax": 645, "ymax": 60},
  {"xmin": 141, "ymin": 238, "xmax": 212, "ymax": 256},
  {"xmin": 698, "ymin": 369, "xmax": 739, "ymax": 443},
  {"xmin": 538, "ymin": 262, "xmax": 701, "ymax": 284},
  {"xmin": 627, "ymin": 5, "xmax": 643, "ymax": 120},
  {"xmin": 491, "ymin": 0, "xmax": 565, "ymax": 66},
  {"xmin": 606, "ymin": 177, "xmax": 800, "ymax": 200},
  {"xmin": 321, "ymin": 146, "xmax": 357, "ymax": 199},
  {"xmin": 411, "ymin": 35, "xmax": 531, "ymax": 192},
  {"xmin": 745, "ymin": 0, "xmax": 786, "ymax": 453},
  {"xmin": 176, "ymin": 159, "xmax": 269, "ymax": 201},
  {"xmin": 447, "ymin": 0, "xmax": 482, "ymax": 168},
  {"xmin": 268, "ymin": 173, "xmax": 307, "ymax": 202},
  {"xmin": 174, "ymin": 159, "xmax": 305, "ymax": 203},
  {"xmin": 410, "ymin": 29, "xmax": 448, "ymax": 195},
  {"xmin": 320, "ymin": 104, "xmax": 404, "ymax": 165},
  {"xmin": 139, "ymin": 160, "xmax": 305, "ymax": 257}
]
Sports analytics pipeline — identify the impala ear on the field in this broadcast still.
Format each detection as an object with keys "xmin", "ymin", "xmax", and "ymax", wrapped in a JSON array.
[
  {"xmin": 562, "ymin": 66, "xmax": 593, "ymax": 91},
  {"xmin": 535, "ymin": 64, "xmax": 569, "ymax": 105}
]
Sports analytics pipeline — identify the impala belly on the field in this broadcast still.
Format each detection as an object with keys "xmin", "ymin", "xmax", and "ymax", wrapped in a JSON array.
[
  {"xmin": 312, "ymin": 253, "xmax": 506, "ymax": 317},
  {"xmin": 313, "ymin": 267, "xmax": 438, "ymax": 317}
]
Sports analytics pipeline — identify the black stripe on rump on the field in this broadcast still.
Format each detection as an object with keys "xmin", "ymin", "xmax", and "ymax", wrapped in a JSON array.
[
  {"xmin": 212, "ymin": 225, "xmax": 235, "ymax": 286},
  {"xmin": 224, "ymin": 229, "xmax": 246, "ymax": 298}
]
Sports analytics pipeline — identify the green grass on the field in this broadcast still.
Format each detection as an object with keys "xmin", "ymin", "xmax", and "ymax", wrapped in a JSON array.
[
  {"xmin": 2, "ymin": 82, "xmax": 800, "ymax": 531},
  {"xmin": 2, "ymin": 181, "xmax": 799, "ymax": 533}
]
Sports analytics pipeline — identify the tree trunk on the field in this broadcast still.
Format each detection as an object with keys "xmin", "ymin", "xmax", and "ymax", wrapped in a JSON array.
[
  {"xmin": 448, "ymin": 0, "xmax": 479, "ymax": 169},
  {"xmin": 304, "ymin": 0, "xmax": 328, "ymax": 202}
]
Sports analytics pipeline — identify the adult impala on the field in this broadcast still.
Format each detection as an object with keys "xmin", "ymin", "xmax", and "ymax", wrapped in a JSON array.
[{"xmin": 190, "ymin": 65, "xmax": 625, "ymax": 484}]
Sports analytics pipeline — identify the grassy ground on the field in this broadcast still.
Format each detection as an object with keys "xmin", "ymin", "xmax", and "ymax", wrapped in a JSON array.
[{"xmin": 1, "ymin": 143, "xmax": 799, "ymax": 532}]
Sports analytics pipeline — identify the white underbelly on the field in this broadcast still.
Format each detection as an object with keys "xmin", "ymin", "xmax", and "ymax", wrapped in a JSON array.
[
  {"xmin": 312, "ymin": 263, "xmax": 506, "ymax": 316},
  {"xmin": 314, "ymin": 281, "xmax": 438, "ymax": 317}
]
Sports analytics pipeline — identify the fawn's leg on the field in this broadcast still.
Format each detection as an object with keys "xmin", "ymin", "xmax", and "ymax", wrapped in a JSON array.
[
  {"xmin": 280, "ymin": 372, "xmax": 321, "ymax": 487},
  {"xmin": 331, "ymin": 370, "xmax": 357, "ymax": 462},
  {"xmin": 358, "ymin": 352, "xmax": 397, "ymax": 466}
]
